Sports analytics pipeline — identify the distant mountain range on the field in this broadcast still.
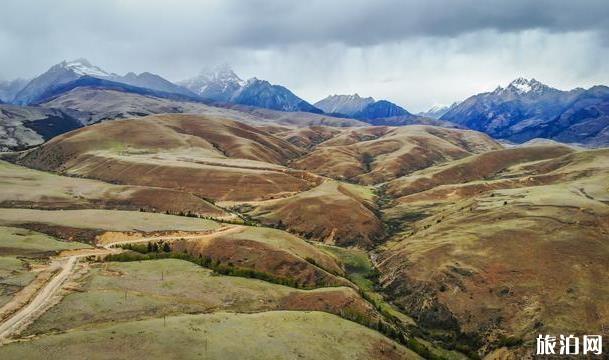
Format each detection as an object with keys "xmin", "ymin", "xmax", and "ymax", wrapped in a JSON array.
[
  {"xmin": 417, "ymin": 103, "xmax": 458, "ymax": 119},
  {"xmin": 440, "ymin": 78, "xmax": 609, "ymax": 146},
  {"xmin": 314, "ymin": 94, "xmax": 374, "ymax": 115},
  {"xmin": 0, "ymin": 78, "xmax": 30, "ymax": 103},
  {"xmin": 1, "ymin": 60, "xmax": 608, "ymax": 148},
  {"xmin": 177, "ymin": 64, "xmax": 244, "ymax": 103},
  {"xmin": 10, "ymin": 59, "xmax": 200, "ymax": 105},
  {"xmin": 179, "ymin": 65, "xmax": 322, "ymax": 113},
  {"xmin": 311, "ymin": 93, "xmax": 437, "ymax": 127},
  {"xmin": 5, "ymin": 59, "xmax": 323, "ymax": 114}
]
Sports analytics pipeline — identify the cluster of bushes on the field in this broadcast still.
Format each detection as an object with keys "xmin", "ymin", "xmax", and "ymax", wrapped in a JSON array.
[
  {"xmin": 372, "ymin": 184, "xmax": 393, "ymax": 209},
  {"xmin": 340, "ymin": 307, "xmax": 402, "ymax": 341},
  {"xmin": 104, "ymin": 251, "xmax": 188, "ymax": 263},
  {"xmin": 120, "ymin": 241, "xmax": 172, "ymax": 253},
  {"xmin": 406, "ymin": 338, "xmax": 446, "ymax": 360},
  {"xmin": 212, "ymin": 262, "xmax": 301, "ymax": 288}
]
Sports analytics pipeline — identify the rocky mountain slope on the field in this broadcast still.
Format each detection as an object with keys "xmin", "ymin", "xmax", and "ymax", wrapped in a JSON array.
[
  {"xmin": 0, "ymin": 79, "xmax": 29, "ymax": 103},
  {"xmin": 315, "ymin": 94, "xmax": 441, "ymax": 126},
  {"xmin": 11, "ymin": 59, "xmax": 197, "ymax": 106},
  {"xmin": 0, "ymin": 104, "xmax": 82, "ymax": 151},
  {"xmin": 180, "ymin": 66, "xmax": 322, "ymax": 113},
  {"xmin": 178, "ymin": 64, "xmax": 244, "ymax": 102},
  {"xmin": 314, "ymin": 94, "xmax": 375, "ymax": 115},
  {"xmin": 0, "ymin": 87, "xmax": 369, "ymax": 152},
  {"xmin": 441, "ymin": 78, "xmax": 609, "ymax": 146}
]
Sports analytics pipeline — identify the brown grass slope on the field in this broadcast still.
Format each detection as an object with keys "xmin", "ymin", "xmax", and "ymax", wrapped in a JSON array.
[
  {"xmin": 290, "ymin": 125, "xmax": 502, "ymax": 184},
  {"xmin": 246, "ymin": 181, "xmax": 384, "ymax": 248},
  {"xmin": 258, "ymin": 125, "xmax": 344, "ymax": 149},
  {"xmin": 376, "ymin": 147, "xmax": 609, "ymax": 356},
  {"xmin": 170, "ymin": 226, "xmax": 353, "ymax": 289},
  {"xmin": 387, "ymin": 144, "xmax": 574, "ymax": 199},
  {"xmin": 14, "ymin": 114, "xmax": 320, "ymax": 201},
  {"xmin": 0, "ymin": 160, "xmax": 227, "ymax": 218}
]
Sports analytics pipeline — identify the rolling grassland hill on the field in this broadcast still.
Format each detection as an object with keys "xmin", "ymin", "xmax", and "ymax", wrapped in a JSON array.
[{"xmin": 1, "ymin": 109, "xmax": 607, "ymax": 359}]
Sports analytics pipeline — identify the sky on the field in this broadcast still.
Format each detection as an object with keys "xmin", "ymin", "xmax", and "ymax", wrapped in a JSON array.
[{"xmin": 1, "ymin": 0, "xmax": 608, "ymax": 112}]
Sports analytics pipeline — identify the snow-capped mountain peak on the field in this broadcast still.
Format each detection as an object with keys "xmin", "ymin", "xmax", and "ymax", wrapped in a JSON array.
[
  {"xmin": 13, "ymin": 58, "xmax": 112, "ymax": 104},
  {"xmin": 180, "ymin": 65, "xmax": 320, "ymax": 112},
  {"xmin": 493, "ymin": 77, "xmax": 553, "ymax": 97},
  {"xmin": 199, "ymin": 64, "xmax": 244, "ymax": 86},
  {"xmin": 59, "ymin": 58, "xmax": 109, "ymax": 77},
  {"xmin": 245, "ymin": 77, "xmax": 261, "ymax": 85},
  {"xmin": 179, "ymin": 64, "xmax": 245, "ymax": 101},
  {"xmin": 509, "ymin": 77, "xmax": 534, "ymax": 93}
]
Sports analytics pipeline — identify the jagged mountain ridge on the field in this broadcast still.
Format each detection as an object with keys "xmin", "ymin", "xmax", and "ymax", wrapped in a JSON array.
[
  {"xmin": 13, "ymin": 59, "xmax": 105, "ymax": 105},
  {"xmin": 417, "ymin": 102, "xmax": 459, "ymax": 119},
  {"xmin": 180, "ymin": 66, "xmax": 322, "ymax": 113},
  {"xmin": 314, "ymin": 94, "xmax": 375, "ymax": 115},
  {"xmin": 441, "ymin": 78, "xmax": 609, "ymax": 146},
  {"xmin": 353, "ymin": 100, "xmax": 410, "ymax": 120},
  {"xmin": 113, "ymin": 72, "xmax": 198, "ymax": 98},
  {"xmin": 32, "ymin": 76, "xmax": 204, "ymax": 106},
  {"xmin": 178, "ymin": 64, "xmax": 244, "ymax": 102},
  {"xmin": 12, "ymin": 59, "xmax": 197, "ymax": 105},
  {"xmin": 314, "ymin": 94, "xmax": 411, "ymax": 121}
]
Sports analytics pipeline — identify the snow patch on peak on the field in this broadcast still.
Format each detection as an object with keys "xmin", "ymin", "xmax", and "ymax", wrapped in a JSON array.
[
  {"xmin": 61, "ymin": 58, "xmax": 109, "ymax": 78},
  {"xmin": 199, "ymin": 64, "xmax": 244, "ymax": 86},
  {"xmin": 510, "ymin": 78, "xmax": 533, "ymax": 93},
  {"xmin": 179, "ymin": 65, "xmax": 247, "ymax": 101},
  {"xmin": 502, "ymin": 77, "xmax": 551, "ymax": 96}
]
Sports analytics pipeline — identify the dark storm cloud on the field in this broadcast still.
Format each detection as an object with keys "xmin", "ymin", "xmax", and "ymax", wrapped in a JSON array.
[
  {"xmin": 225, "ymin": 0, "xmax": 609, "ymax": 47},
  {"xmin": 2, "ymin": 0, "xmax": 608, "ymax": 54}
]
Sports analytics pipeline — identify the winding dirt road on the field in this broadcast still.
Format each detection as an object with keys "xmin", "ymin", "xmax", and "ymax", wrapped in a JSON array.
[{"xmin": 0, "ymin": 226, "xmax": 239, "ymax": 343}]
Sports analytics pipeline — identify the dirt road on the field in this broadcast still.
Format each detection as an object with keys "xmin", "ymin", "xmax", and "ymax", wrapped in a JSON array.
[
  {"xmin": 0, "ymin": 256, "xmax": 77, "ymax": 342},
  {"xmin": 0, "ymin": 226, "xmax": 238, "ymax": 343},
  {"xmin": 101, "ymin": 225, "xmax": 241, "ymax": 249}
]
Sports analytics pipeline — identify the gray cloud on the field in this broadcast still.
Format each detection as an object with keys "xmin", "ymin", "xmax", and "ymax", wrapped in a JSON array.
[
  {"xmin": 1, "ymin": 0, "xmax": 608, "ymax": 111},
  {"xmin": 225, "ymin": 0, "xmax": 609, "ymax": 46}
]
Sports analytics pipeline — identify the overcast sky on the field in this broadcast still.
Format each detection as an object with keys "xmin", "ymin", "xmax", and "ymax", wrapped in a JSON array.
[{"xmin": 1, "ymin": 0, "xmax": 608, "ymax": 112}]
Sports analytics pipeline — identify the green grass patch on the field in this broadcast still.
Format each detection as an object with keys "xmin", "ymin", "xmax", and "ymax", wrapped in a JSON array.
[{"xmin": 0, "ymin": 226, "xmax": 91, "ymax": 254}]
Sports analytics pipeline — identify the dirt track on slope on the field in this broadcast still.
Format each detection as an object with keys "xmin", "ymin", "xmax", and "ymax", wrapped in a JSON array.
[{"xmin": 0, "ymin": 226, "xmax": 239, "ymax": 343}]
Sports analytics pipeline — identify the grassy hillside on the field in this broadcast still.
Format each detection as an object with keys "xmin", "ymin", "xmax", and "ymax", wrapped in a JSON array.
[
  {"xmin": 1, "ymin": 311, "xmax": 421, "ymax": 360},
  {"xmin": 377, "ymin": 147, "xmax": 609, "ymax": 354},
  {"xmin": 0, "ymin": 161, "xmax": 228, "ymax": 218}
]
